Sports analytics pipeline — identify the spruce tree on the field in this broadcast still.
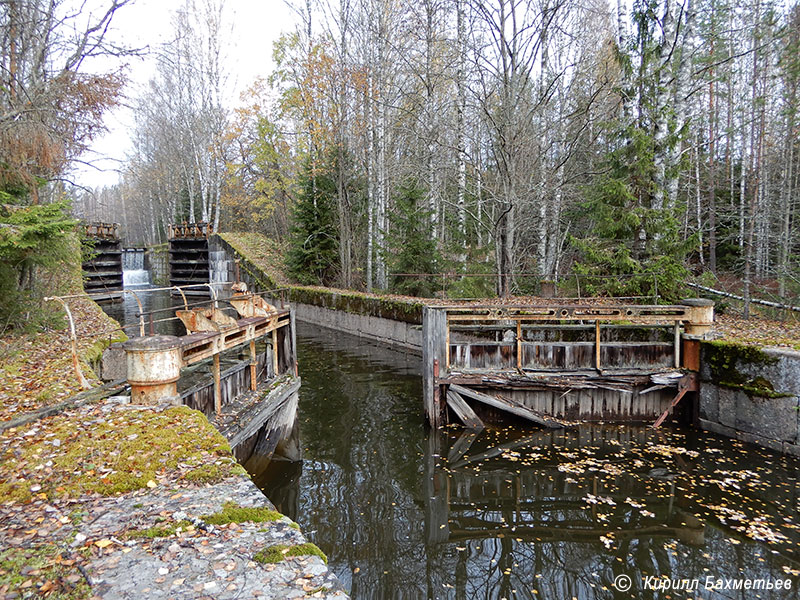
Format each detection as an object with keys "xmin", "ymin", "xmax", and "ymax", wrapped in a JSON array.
[
  {"xmin": 570, "ymin": 128, "xmax": 694, "ymax": 302},
  {"xmin": 386, "ymin": 181, "xmax": 440, "ymax": 297},
  {"xmin": 286, "ymin": 158, "xmax": 339, "ymax": 286}
]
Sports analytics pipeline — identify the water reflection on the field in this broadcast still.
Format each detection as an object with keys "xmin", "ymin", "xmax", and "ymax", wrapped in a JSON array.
[{"xmin": 256, "ymin": 323, "xmax": 800, "ymax": 599}]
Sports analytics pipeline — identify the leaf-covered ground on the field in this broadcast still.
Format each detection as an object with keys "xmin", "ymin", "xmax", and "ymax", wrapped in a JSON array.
[
  {"xmin": 712, "ymin": 312, "xmax": 800, "ymax": 350},
  {"xmin": 0, "ymin": 296, "xmax": 125, "ymax": 423}
]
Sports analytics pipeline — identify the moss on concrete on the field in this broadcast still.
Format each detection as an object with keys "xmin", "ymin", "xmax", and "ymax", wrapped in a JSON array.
[
  {"xmin": 0, "ymin": 543, "xmax": 91, "ymax": 599},
  {"xmin": 184, "ymin": 462, "xmax": 248, "ymax": 483},
  {"xmin": 0, "ymin": 406, "xmax": 240, "ymax": 503},
  {"xmin": 702, "ymin": 340, "xmax": 790, "ymax": 398},
  {"xmin": 201, "ymin": 501, "xmax": 284, "ymax": 525},
  {"xmin": 253, "ymin": 543, "xmax": 327, "ymax": 565},
  {"xmin": 127, "ymin": 520, "xmax": 192, "ymax": 539}
]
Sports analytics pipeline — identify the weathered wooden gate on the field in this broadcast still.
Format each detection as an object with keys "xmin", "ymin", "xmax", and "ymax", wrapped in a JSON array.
[{"xmin": 422, "ymin": 300, "xmax": 713, "ymax": 427}]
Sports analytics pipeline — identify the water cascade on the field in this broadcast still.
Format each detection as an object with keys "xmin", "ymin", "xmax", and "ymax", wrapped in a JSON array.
[
  {"xmin": 209, "ymin": 247, "xmax": 232, "ymax": 296},
  {"xmin": 122, "ymin": 249, "xmax": 150, "ymax": 287}
]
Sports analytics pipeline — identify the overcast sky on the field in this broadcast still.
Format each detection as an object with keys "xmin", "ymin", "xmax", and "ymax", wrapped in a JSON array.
[{"xmin": 74, "ymin": 0, "xmax": 296, "ymax": 189}]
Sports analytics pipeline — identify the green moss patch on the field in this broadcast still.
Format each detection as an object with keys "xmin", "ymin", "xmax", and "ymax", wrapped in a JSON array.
[
  {"xmin": 253, "ymin": 543, "xmax": 327, "ymax": 565},
  {"xmin": 127, "ymin": 520, "xmax": 192, "ymax": 539},
  {"xmin": 0, "ymin": 406, "xmax": 241, "ymax": 503},
  {"xmin": 201, "ymin": 501, "xmax": 283, "ymax": 525},
  {"xmin": 0, "ymin": 544, "xmax": 91, "ymax": 599},
  {"xmin": 702, "ymin": 341, "xmax": 790, "ymax": 398}
]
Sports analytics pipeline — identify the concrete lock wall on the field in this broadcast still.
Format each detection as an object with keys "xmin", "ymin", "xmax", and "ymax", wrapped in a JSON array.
[
  {"xmin": 291, "ymin": 302, "xmax": 422, "ymax": 354},
  {"xmin": 698, "ymin": 343, "xmax": 800, "ymax": 456}
]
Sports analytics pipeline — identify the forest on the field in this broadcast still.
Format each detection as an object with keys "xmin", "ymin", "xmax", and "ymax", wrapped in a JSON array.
[{"xmin": 3, "ymin": 0, "xmax": 800, "ymax": 314}]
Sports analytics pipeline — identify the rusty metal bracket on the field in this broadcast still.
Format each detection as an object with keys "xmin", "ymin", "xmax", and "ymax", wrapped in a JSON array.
[{"xmin": 652, "ymin": 372, "xmax": 698, "ymax": 428}]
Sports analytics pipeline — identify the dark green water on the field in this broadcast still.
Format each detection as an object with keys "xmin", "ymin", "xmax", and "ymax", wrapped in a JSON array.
[{"xmin": 255, "ymin": 323, "xmax": 800, "ymax": 599}]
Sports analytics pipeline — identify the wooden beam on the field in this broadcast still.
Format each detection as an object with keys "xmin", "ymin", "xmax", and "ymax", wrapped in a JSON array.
[
  {"xmin": 516, "ymin": 321, "xmax": 522, "ymax": 370},
  {"xmin": 595, "ymin": 321, "xmax": 601, "ymax": 370},
  {"xmin": 213, "ymin": 353, "xmax": 221, "ymax": 415},
  {"xmin": 423, "ymin": 307, "xmax": 447, "ymax": 427},
  {"xmin": 249, "ymin": 339, "xmax": 257, "ymax": 391},
  {"xmin": 446, "ymin": 390, "xmax": 485, "ymax": 431},
  {"xmin": 271, "ymin": 328, "xmax": 279, "ymax": 377},
  {"xmin": 449, "ymin": 384, "xmax": 564, "ymax": 429}
]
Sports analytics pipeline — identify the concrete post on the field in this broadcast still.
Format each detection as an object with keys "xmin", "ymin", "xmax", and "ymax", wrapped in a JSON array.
[{"xmin": 124, "ymin": 335, "xmax": 182, "ymax": 405}]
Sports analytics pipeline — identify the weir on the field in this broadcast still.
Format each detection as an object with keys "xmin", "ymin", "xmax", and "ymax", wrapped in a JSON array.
[
  {"xmin": 422, "ymin": 301, "xmax": 714, "ymax": 428},
  {"xmin": 168, "ymin": 222, "xmax": 212, "ymax": 294},
  {"xmin": 82, "ymin": 222, "xmax": 123, "ymax": 300}
]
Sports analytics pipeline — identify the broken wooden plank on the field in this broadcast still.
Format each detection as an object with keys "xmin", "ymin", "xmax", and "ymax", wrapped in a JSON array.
[
  {"xmin": 446, "ymin": 390, "xmax": 485, "ymax": 431},
  {"xmin": 652, "ymin": 373, "xmax": 698, "ymax": 428},
  {"xmin": 450, "ymin": 384, "xmax": 564, "ymax": 429}
]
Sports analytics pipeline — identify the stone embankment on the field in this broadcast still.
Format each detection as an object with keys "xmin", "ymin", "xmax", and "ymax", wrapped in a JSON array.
[{"xmin": 698, "ymin": 342, "xmax": 800, "ymax": 456}]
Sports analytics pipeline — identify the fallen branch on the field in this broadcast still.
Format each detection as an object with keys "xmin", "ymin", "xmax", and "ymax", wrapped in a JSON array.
[{"xmin": 687, "ymin": 283, "xmax": 800, "ymax": 313}]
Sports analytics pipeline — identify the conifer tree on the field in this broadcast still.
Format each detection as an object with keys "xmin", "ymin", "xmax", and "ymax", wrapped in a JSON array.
[
  {"xmin": 287, "ymin": 159, "xmax": 339, "ymax": 285},
  {"xmin": 386, "ymin": 182, "xmax": 440, "ymax": 297}
]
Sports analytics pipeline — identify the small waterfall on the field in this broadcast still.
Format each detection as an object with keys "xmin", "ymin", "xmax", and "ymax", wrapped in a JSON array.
[
  {"xmin": 209, "ymin": 248, "xmax": 232, "ymax": 298},
  {"xmin": 123, "ymin": 249, "xmax": 150, "ymax": 287}
]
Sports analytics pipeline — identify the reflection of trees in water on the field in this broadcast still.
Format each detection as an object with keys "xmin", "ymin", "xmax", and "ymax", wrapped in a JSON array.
[
  {"xmin": 260, "ymin": 325, "xmax": 800, "ymax": 599},
  {"xmin": 429, "ymin": 427, "xmax": 800, "ymax": 599}
]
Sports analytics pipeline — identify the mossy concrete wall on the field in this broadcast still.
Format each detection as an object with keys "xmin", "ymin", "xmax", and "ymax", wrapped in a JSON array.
[
  {"xmin": 214, "ymin": 235, "xmax": 424, "ymax": 354},
  {"xmin": 698, "ymin": 342, "xmax": 800, "ymax": 456}
]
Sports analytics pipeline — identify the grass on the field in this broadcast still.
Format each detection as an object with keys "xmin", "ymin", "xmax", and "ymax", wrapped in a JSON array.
[
  {"xmin": 201, "ymin": 501, "xmax": 284, "ymax": 525},
  {"xmin": 253, "ymin": 543, "xmax": 328, "ymax": 565},
  {"xmin": 0, "ymin": 406, "xmax": 243, "ymax": 503}
]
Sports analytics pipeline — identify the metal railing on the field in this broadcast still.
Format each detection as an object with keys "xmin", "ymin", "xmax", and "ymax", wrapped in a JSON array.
[{"xmin": 43, "ymin": 281, "xmax": 294, "ymax": 390}]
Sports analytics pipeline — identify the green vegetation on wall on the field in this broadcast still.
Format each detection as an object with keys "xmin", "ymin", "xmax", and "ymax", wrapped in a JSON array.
[{"xmin": 702, "ymin": 341, "xmax": 790, "ymax": 398}]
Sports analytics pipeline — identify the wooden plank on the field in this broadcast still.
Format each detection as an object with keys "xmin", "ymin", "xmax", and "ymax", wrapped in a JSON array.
[
  {"xmin": 674, "ymin": 322, "xmax": 681, "ymax": 368},
  {"xmin": 423, "ymin": 307, "xmax": 447, "ymax": 427},
  {"xmin": 449, "ymin": 384, "xmax": 564, "ymax": 429},
  {"xmin": 249, "ymin": 340, "xmax": 257, "ymax": 391},
  {"xmin": 446, "ymin": 390, "xmax": 485, "ymax": 431},
  {"xmin": 595, "ymin": 321, "xmax": 601, "ymax": 370},
  {"xmin": 213, "ymin": 353, "xmax": 221, "ymax": 415},
  {"xmin": 271, "ymin": 329, "xmax": 279, "ymax": 377}
]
